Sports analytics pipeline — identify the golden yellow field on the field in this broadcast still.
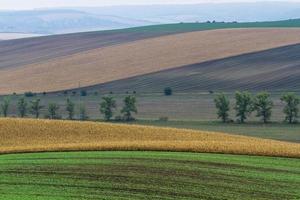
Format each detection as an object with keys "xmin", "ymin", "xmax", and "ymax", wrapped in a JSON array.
[
  {"xmin": 1, "ymin": 28, "xmax": 300, "ymax": 94},
  {"xmin": 0, "ymin": 118, "xmax": 299, "ymax": 157}
]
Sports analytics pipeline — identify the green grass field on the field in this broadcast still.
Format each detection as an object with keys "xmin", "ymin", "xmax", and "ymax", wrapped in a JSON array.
[{"xmin": 0, "ymin": 151, "xmax": 299, "ymax": 200}]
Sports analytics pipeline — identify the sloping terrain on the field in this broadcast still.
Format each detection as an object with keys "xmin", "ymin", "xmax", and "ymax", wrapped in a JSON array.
[
  {"xmin": 0, "ymin": 118, "xmax": 300, "ymax": 157},
  {"xmin": 1, "ymin": 28, "xmax": 300, "ymax": 94},
  {"xmin": 90, "ymin": 43, "xmax": 300, "ymax": 93},
  {"xmin": 2, "ymin": 19, "xmax": 300, "ymax": 71},
  {"xmin": 0, "ymin": 29, "xmax": 168, "ymax": 70},
  {"xmin": 1, "ymin": 151, "xmax": 299, "ymax": 200}
]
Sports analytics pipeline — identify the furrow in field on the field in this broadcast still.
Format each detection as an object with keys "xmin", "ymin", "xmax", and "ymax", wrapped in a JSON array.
[
  {"xmin": 89, "ymin": 43, "xmax": 300, "ymax": 93},
  {"xmin": 1, "ymin": 28, "xmax": 300, "ymax": 94}
]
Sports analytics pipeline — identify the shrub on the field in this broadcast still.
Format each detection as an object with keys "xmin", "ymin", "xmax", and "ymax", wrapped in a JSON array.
[
  {"xmin": 79, "ymin": 104, "xmax": 88, "ymax": 121},
  {"xmin": 18, "ymin": 98, "xmax": 28, "ymax": 118},
  {"xmin": 0, "ymin": 97, "xmax": 10, "ymax": 117},
  {"xmin": 30, "ymin": 99, "xmax": 44, "ymax": 118},
  {"xmin": 80, "ymin": 90, "xmax": 87, "ymax": 97},
  {"xmin": 100, "ymin": 96, "xmax": 116, "ymax": 121},
  {"xmin": 66, "ymin": 98, "xmax": 75, "ymax": 120},
  {"xmin": 47, "ymin": 103, "xmax": 60, "ymax": 119},
  {"xmin": 234, "ymin": 91, "xmax": 253, "ymax": 123},
  {"xmin": 214, "ymin": 93, "xmax": 230, "ymax": 123},
  {"xmin": 121, "ymin": 96, "xmax": 138, "ymax": 121},
  {"xmin": 253, "ymin": 92, "xmax": 273, "ymax": 123},
  {"xmin": 158, "ymin": 116, "xmax": 169, "ymax": 122},
  {"xmin": 281, "ymin": 93, "xmax": 299, "ymax": 124},
  {"xmin": 24, "ymin": 91, "xmax": 36, "ymax": 97},
  {"xmin": 164, "ymin": 87, "xmax": 173, "ymax": 96}
]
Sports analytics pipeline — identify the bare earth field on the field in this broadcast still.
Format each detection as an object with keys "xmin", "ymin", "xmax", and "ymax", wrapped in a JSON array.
[
  {"xmin": 1, "ymin": 28, "xmax": 300, "ymax": 94},
  {"xmin": 0, "ymin": 118, "xmax": 300, "ymax": 158},
  {"xmin": 87, "ymin": 43, "xmax": 300, "ymax": 93}
]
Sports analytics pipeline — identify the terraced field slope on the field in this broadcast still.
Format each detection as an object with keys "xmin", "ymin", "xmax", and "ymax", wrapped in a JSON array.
[
  {"xmin": 0, "ymin": 118, "xmax": 300, "ymax": 157},
  {"xmin": 1, "ymin": 28, "xmax": 300, "ymax": 94},
  {"xmin": 0, "ymin": 151, "xmax": 299, "ymax": 200},
  {"xmin": 92, "ymin": 43, "xmax": 300, "ymax": 93}
]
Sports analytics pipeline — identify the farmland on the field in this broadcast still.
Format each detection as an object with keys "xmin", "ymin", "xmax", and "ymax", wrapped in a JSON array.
[
  {"xmin": 91, "ymin": 43, "xmax": 300, "ymax": 93},
  {"xmin": 132, "ymin": 120, "xmax": 300, "ymax": 143},
  {"xmin": 0, "ymin": 118, "xmax": 299, "ymax": 157},
  {"xmin": 0, "ymin": 151, "xmax": 300, "ymax": 200},
  {"xmin": 1, "ymin": 28, "xmax": 300, "ymax": 94},
  {"xmin": 1, "ymin": 19, "xmax": 300, "ymax": 199}
]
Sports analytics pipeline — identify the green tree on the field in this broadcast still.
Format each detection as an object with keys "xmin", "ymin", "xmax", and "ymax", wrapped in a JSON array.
[
  {"xmin": 17, "ymin": 98, "xmax": 28, "ymax": 118},
  {"xmin": 100, "ymin": 97, "xmax": 116, "ymax": 121},
  {"xmin": 30, "ymin": 99, "xmax": 43, "ymax": 118},
  {"xmin": 280, "ymin": 93, "xmax": 300, "ymax": 124},
  {"xmin": 79, "ymin": 104, "xmax": 88, "ymax": 121},
  {"xmin": 234, "ymin": 91, "xmax": 253, "ymax": 123},
  {"xmin": 0, "ymin": 97, "xmax": 10, "ymax": 117},
  {"xmin": 253, "ymin": 92, "xmax": 273, "ymax": 123},
  {"xmin": 66, "ymin": 98, "xmax": 75, "ymax": 120},
  {"xmin": 48, "ymin": 103, "xmax": 60, "ymax": 119},
  {"xmin": 164, "ymin": 87, "xmax": 173, "ymax": 96},
  {"xmin": 214, "ymin": 93, "xmax": 230, "ymax": 123},
  {"xmin": 121, "ymin": 96, "xmax": 138, "ymax": 121}
]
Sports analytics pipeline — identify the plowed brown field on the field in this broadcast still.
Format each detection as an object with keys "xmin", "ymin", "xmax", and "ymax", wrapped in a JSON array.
[{"xmin": 1, "ymin": 28, "xmax": 300, "ymax": 94}]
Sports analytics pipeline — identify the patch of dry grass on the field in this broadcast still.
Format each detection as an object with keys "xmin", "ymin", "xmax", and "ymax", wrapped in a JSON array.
[
  {"xmin": 1, "ymin": 28, "xmax": 300, "ymax": 94},
  {"xmin": 0, "ymin": 118, "xmax": 299, "ymax": 158}
]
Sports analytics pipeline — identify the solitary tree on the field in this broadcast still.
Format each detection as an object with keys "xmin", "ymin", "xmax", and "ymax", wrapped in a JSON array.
[
  {"xmin": 100, "ymin": 97, "xmax": 116, "ymax": 121},
  {"xmin": 66, "ymin": 98, "xmax": 75, "ymax": 120},
  {"xmin": 234, "ymin": 91, "xmax": 253, "ymax": 123},
  {"xmin": 214, "ymin": 93, "xmax": 230, "ymax": 123},
  {"xmin": 18, "ymin": 98, "xmax": 28, "ymax": 118},
  {"xmin": 79, "ymin": 104, "xmax": 88, "ymax": 121},
  {"xmin": 0, "ymin": 97, "xmax": 10, "ymax": 117},
  {"xmin": 281, "ymin": 93, "xmax": 300, "ymax": 124},
  {"xmin": 48, "ymin": 103, "xmax": 60, "ymax": 119},
  {"xmin": 30, "ymin": 99, "xmax": 43, "ymax": 118},
  {"xmin": 253, "ymin": 92, "xmax": 273, "ymax": 123},
  {"xmin": 164, "ymin": 87, "xmax": 173, "ymax": 96},
  {"xmin": 121, "ymin": 96, "xmax": 138, "ymax": 121}
]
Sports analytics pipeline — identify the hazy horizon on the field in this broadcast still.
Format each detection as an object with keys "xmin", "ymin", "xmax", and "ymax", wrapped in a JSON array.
[{"xmin": 2, "ymin": 0, "xmax": 300, "ymax": 10}]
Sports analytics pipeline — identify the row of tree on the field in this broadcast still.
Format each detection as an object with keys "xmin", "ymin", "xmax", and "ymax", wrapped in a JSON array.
[
  {"xmin": 214, "ymin": 92, "xmax": 300, "ymax": 124},
  {"xmin": 0, "ymin": 96, "xmax": 138, "ymax": 121}
]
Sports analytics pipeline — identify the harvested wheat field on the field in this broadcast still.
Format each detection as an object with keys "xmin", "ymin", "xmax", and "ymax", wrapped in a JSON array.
[
  {"xmin": 1, "ymin": 28, "xmax": 300, "ymax": 94},
  {"xmin": 0, "ymin": 118, "xmax": 299, "ymax": 157}
]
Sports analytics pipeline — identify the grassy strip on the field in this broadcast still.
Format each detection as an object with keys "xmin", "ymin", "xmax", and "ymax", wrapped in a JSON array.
[{"xmin": 0, "ymin": 151, "xmax": 299, "ymax": 200}]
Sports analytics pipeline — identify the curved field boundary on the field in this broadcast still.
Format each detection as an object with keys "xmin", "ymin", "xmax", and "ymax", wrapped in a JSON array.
[
  {"xmin": 1, "ymin": 28, "xmax": 300, "ymax": 94},
  {"xmin": 0, "ymin": 151, "xmax": 299, "ymax": 199},
  {"xmin": 2, "ymin": 19, "xmax": 300, "ymax": 70},
  {"xmin": 90, "ymin": 43, "xmax": 300, "ymax": 93},
  {"xmin": 0, "ymin": 118, "xmax": 300, "ymax": 158}
]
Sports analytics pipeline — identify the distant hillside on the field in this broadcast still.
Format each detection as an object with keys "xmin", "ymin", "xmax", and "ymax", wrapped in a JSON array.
[
  {"xmin": 1, "ymin": 28, "xmax": 300, "ymax": 94},
  {"xmin": 2, "ymin": 2, "xmax": 300, "ymax": 35},
  {"xmin": 80, "ymin": 2, "xmax": 300, "ymax": 23},
  {"xmin": 89, "ymin": 43, "xmax": 300, "ymax": 93},
  {"xmin": 0, "ymin": 9, "xmax": 153, "ymax": 34},
  {"xmin": 2, "ymin": 19, "xmax": 300, "ymax": 70}
]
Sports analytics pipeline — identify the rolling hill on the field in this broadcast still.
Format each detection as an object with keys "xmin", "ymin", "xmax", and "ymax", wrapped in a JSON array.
[
  {"xmin": 88, "ymin": 43, "xmax": 300, "ymax": 93},
  {"xmin": 1, "ymin": 27, "xmax": 300, "ymax": 94},
  {"xmin": 1, "ymin": 118, "xmax": 300, "ymax": 157}
]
